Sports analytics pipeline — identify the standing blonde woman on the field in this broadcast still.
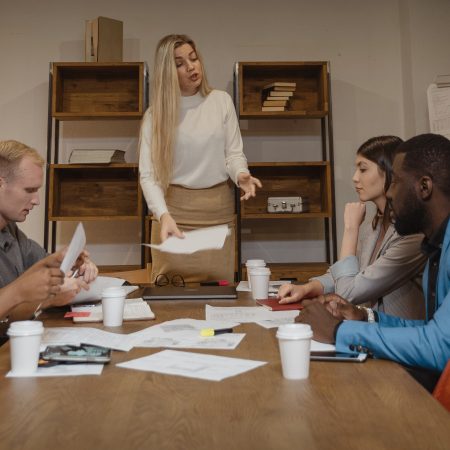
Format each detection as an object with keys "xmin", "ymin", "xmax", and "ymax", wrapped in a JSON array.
[{"xmin": 139, "ymin": 34, "xmax": 261, "ymax": 283}]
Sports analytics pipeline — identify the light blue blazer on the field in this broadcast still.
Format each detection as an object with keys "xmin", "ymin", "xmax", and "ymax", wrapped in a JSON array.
[{"xmin": 336, "ymin": 219, "xmax": 450, "ymax": 372}]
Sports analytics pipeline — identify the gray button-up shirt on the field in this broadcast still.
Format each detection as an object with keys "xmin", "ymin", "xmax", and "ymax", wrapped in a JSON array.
[{"xmin": 0, "ymin": 223, "xmax": 47, "ymax": 289}]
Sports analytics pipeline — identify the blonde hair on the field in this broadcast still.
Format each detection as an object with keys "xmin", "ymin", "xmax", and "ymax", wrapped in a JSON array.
[
  {"xmin": 0, "ymin": 140, "xmax": 44, "ymax": 180},
  {"xmin": 147, "ymin": 34, "xmax": 212, "ymax": 190}
]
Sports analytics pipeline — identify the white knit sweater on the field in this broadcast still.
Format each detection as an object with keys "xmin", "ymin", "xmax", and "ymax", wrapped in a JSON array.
[{"xmin": 139, "ymin": 90, "xmax": 249, "ymax": 220}]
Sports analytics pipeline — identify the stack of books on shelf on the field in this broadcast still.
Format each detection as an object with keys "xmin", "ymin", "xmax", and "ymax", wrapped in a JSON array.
[
  {"xmin": 69, "ymin": 149, "xmax": 126, "ymax": 164},
  {"xmin": 261, "ymin": 82, "xmax": 296, "ymax": 111}
]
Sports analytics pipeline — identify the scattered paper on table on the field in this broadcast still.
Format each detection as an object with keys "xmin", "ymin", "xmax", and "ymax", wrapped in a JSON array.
[
  {"xmin": 71, "ymin": 276, "xmax": 138, "ymax": 304},
  {"xmin": 236, "ymin": 280, "xmax": 290, "ymax": 293},
  {"xmin": 71, "ymin": 298, "xmax": 154, "ymax": 322},
  {"xmin": 144, "ymin": 224, "xmax": 229, "ymax": 254},
  {"xmin": 256, "ymin": 317, "xmax": 297, "ymax": 329},
  {"xmin": 42, "ymin": 327, "xmax": 133, "ymax": 352},
  {"xmin": 205, "ymin": 305, "xmax": 299, "ymax": 323},
  {"xmin": 311, "ymin": 341, "xmax": 336, "ymax": 352},
  {"xmin": 60, "ymin": 222, "xmax": 86, "ymax": 274},
  {"xmin": 117, "ymin": 349, "xmax": 266, "ymax": 381},
  {"xmin": 6, "ymin": 364, "xmax": 103, "ymax": 378},
  {"xmin": 128, "ymin": 318, "xmax": 243, "ymax": 350}
]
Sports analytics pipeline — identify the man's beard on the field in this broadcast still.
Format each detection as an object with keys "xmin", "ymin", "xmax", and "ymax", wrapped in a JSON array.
[{"xmin": 392, "ymin": 191, "xmax": 427, "ymax": 236}]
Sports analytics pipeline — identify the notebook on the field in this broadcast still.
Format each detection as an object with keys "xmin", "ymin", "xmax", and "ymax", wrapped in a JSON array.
[
  {"xmin": 256, "ymin": 298, "xmax": 304, "ymax": 311},
  {"xmin": 70, "ymin": 298, "xmax": 155, "ymax": 323},
  {"xmin": 142, "ymin": 285, "xmax": 237, "ymax": 300}
]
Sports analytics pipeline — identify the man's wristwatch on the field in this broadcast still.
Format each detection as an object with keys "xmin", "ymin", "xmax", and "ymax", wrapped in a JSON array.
[{"xmin": 356, "ymin": 306, "xmax": 376, "ymax": 323}]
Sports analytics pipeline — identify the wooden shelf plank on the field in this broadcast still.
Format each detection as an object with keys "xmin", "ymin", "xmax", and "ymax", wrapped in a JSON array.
[{"xmin": 241, "ymin": 213, "xmax": 331, "ymax": 219}]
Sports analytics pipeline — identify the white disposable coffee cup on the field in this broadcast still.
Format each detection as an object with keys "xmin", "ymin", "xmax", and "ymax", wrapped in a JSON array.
[
  {"xmin": 246, "ymin": 259, "xmax": 266, "ymax": 290},
  {"xmin": 276, "ymin": 323, "xmax": 313, "ymax": 380},
  {"xmin": 102, "ymin": 287, "xmax": 126, "ymax": 327},
  {"xmin": 7, "ymin": 320, "xmax": 44, "ymax": 375},
  {"xmin": 250, "ymin": 266, "xmax": 271, "ymax": 300}
]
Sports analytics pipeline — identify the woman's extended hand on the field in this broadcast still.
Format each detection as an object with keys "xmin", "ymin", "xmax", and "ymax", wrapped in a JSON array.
[
  {"xmin": 238, "ymin": 172, "xmax": 262, "ymax": 201},
  {"xmin": 160, "ymin": 213, "xmax": 184, "ymax": 242}
]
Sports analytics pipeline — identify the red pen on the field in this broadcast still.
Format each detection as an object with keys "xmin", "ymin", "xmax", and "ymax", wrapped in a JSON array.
[{"xmin": 200, "ymin": 280, "xmax": 229, "ymax": 286}]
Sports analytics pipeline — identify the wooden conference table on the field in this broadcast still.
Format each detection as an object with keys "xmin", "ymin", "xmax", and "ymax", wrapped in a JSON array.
[{"xmin": 0, "ymin": 291, "xmax": 449, "ymax": 450}]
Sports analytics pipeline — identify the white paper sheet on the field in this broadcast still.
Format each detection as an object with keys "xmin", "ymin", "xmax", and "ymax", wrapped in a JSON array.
[
  {"xmin": 311, "ymin": 341, "xmax": 336, "ymax": 352},
  {"xmin": 236, "ymin": 280, "xmax": 291, "ymax": 293},
  {"xmin": 128, "ymin": 318, "xmax": 244, "ymax": 350},
  {"xmin": 256, "ymin": 317, "xmax": 297, "ymax": 329},
  {"xmin": 60, "ymin": 222, "xmax": 86, "ymax": 274},
  {"xmin": 427, "ymin": 83, "xmax": 450, "ymax": 139},
  {"xmin": 42, "ymin": 327, "xmax": 133, "ymax": 352},
  {"xmin": 72, "ymin": 298, "xmax": 154, "ymax": 322},
  {"xmin": 117, "ymin": 349, "xmax": 267, "ymax": 381},
  {"xmin": 205, "ymin": 304, "xmax": 299, "ymax": 323},
  {"xmin": 6, "ymin": 364, "xmax": 104, "ymax": 378},
  {"xmin": 144, "ymin": 224, "xmax": 229, "ymax": 254},
  {"xmin": 70, "ymin": 276, "xmax": 138, "ymax": 304}
]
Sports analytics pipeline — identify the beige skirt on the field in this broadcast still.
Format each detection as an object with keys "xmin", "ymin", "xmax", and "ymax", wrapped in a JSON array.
[{"xmin": 150, "ymin": 181, "xmax": 236, "ymax": 283}]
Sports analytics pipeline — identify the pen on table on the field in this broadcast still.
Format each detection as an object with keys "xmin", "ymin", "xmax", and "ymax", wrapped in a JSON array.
[
  {"xmin": 200, "ymin": 327, "xmax": 233, "ymax": 337},
  {"xmin": 200, "ymin": 280, "xmax": 229, "ymax": 286}
]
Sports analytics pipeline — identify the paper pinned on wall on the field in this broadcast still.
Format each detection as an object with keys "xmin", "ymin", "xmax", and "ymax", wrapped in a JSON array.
[
  {"xmin": 427, "ymin": 83, "xmax": 450, "ymax": 139},
  {"xmin": 143, "ymin": 224, "xmax": 229, "ymax": 254}
]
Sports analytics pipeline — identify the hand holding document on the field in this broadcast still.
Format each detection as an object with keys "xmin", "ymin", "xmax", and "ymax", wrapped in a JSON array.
[{"xmin": 144, "ymin": 225, "xmax": 229, "ymax": 254}]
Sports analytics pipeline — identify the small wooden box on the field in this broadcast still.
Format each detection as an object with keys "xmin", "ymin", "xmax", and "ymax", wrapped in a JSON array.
[
  {"xmin": 85, "ymin": 16, "xmax": 123, "ymax": 62},
  {"xmin": 51, "ymin": 62, "xmax": 144, "ymax": 119}
]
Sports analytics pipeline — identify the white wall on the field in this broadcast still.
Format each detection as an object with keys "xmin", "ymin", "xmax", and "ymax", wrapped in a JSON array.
[{"xmin": 1, "ymin": 0, "xmax": 449, "ymax": 266}]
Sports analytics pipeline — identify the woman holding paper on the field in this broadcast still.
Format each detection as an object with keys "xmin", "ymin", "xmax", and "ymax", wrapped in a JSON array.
[
  {"xmin": 278, "ymin": 136, "xmax": 427, "ymax": 319},
  {"xmin": 139, "ymin": 34, "xmax": 261, "ymax": 283}
]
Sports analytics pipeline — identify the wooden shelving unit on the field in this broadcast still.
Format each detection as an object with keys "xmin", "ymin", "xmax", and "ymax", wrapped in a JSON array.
[
  {"xmin": 234, "ymin": 61, "xmax": 337, "ymax": 282},
  {"xmin": 44, "ymin": 62, "xmax": 149, "ymax": 269},
  {"xmin": 48, "ymin": 163, "xmax": 141, "ymax": 221},
  {"xmin": 237, "ymin": 61, "xmax": 328, "ymax": 119}
]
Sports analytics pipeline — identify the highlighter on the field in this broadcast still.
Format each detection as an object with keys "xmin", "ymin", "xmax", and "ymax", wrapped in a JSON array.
[{"xmin": 200, "ymin": 327, "xmax": 233, "ymax": 337}]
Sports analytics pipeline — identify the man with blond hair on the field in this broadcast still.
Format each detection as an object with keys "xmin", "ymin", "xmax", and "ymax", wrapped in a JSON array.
[{"xmin": 0, "ymin": 140, "xmax": 98, "ymax": 325}]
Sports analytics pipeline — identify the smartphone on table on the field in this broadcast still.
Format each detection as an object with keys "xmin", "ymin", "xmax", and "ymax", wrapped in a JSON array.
[
  {"xmin": 310, "ymin": 351, "xmax": 368, "ymax": 362},
  {"xmin": 41, "ymin": 344, "xmax": 111, "ymax": 363}
]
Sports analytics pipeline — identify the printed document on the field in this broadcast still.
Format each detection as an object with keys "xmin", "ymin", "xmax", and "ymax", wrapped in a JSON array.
[
  {"xmin": 71, "ymin": 276, "xmax": 138, "ymax": 304},
  {"xmin": 205, "ymin": 304, "xmax": 299, "ymax": 323},
  {"xmin": 128, "ymin": 318, "xmax": 244, "ymax": 350},
  {"xmin": 237, "ymin": 280, "xmax": 290, "ymax": 293},
  {"xmin": 117, "ymin": 349, "xmax": 267, "ymax": 381},
  {"xmin": 42, "ymin": 327, "xmax": 133, "ymax": 352},
  {"xmin": 144, "ymin": 224, "xmax": 229, "ymax": 254},
  {"xmin": 6, "ymin": 364, "xmax": 103, "ymax": 378},
  {"xmin": 427, "ymin": 83, "xmax": 450, "ymax": 138}
]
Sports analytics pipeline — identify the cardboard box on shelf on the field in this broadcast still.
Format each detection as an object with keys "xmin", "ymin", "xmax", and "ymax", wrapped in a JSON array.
[{"xmin": 85, "ymin": 16, "xmax": 123, "ymax": 62}]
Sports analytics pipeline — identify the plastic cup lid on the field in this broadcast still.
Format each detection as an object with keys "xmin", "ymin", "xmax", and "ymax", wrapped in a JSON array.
[
  {"xmin": 7, "ymin": 320, "xmax": 44, "ymax": 337},
  {"xmin": 245, "ymin": 259, "xmax": 266, "ymax": 267},
  {"xmin": 276, "ymin": 323, "xmax": 313, "ymax": 339},
  {"xmin": 102, "ymin": 287, "xmax": 126, "ymax": 298}
]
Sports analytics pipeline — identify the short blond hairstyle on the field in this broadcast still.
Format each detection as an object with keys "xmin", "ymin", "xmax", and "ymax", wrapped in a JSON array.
[{"xmin": 0, "ymin": 140, "xmax": 44, "ymax": 180}]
